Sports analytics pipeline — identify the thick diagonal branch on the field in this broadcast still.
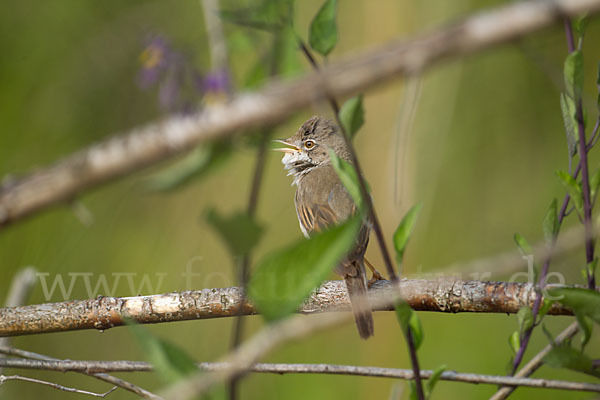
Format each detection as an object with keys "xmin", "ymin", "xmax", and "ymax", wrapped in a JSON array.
[
  {"xmin": 2, "ymin": 0, "xmax": 600, "ymax": 227},
  {"xmin": 0, "ymin": 279, "xmax": 574, "ymax": 337}
]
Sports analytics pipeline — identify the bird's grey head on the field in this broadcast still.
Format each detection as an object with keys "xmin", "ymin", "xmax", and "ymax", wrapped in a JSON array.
[{"xmin": 274, "ymin": 116, "xmax": 350, "ymax": 184}]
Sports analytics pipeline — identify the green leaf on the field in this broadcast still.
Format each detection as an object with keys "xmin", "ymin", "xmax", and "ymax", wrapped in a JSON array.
[
  {"xmin": 555, "ymin": 170, "xmax": 583, "ymax": 214},
  {"xmin": 542, "ymin": 199, "xmax": 558, "ymax": 243},
  {"xmin": 546, "ymin": 287, "xmax": 600, "ymax": 325},
  {"xmin": 513, "ymin": 233, "xmax": 532, "ymax": 255},
  {"xmin": 407, "ymin": 381, "xmax": 417, "ymax": 400},
  {"xmin": 248, "ymin": 214, "xmax": 362, "ymax": 321},
  {"xmin": 564, "ymin": 50, "xmax": 584, "ymax": 102},
  {"xmin": 206, "ymin": 209, "xmax": 264, "ymax": 257},
  {"xmin": 576, "ymin": 314, "xmax": 593, "ymax": 351},
  {"xmin": 538, "ymin": 297, "xmax": 553, "ymax": 322},
  {"xmin": 128, "ymin": 323, "xmax": 197, "ymax": 384},
  {"xmin": 309, "ymin": 0, "xmax": 337, "ymax": 56},
  {"xmin": 541, "ymin": 323, "xmax": 555, "ymax": 344},
  {"xmin": 544, "ymin": 343, "xmax": 600, "ymax": 378},
  {"xmin": 147, "ymin": 140, "xmax": 232, "ymax": 191},
  {"xmin": 560, "ymin": 93, "xmax": 578, "ymax": 157},
  {"xmin": 573, "ymin": 14, "xmax": 589, "ymax": 40},
  {"xmin": 276, "ymin": 26, "xmax": 302, "ymax": 78},
  {"xmin": 338, "ymin": 95, "xmax": 365, "ymax": 138},
  {"xmin": 516, "ymin": 306, "xmax": 534, "ymax": 336},
  {"xmin": 585, "ymin": 258, "xmax": 598, "ymax": 282},
  {"xmin": 329, "ymin": 150, "xmax": 367, "ymax": 211},
  {"xmin": 219, "ymin": 0, "xmax": 293, "ymax": 31},
  {"xmin": 509, "ymin": 331, "xmax": 520, "ymax": 354},
  {"xmin": 393, "ymin": 204, "xmax": 423, "ymax": 266},
  {"xmin": 426, "ymin": 364, "xmax": 447, "ymax": 397},
  {"xmin": 394, "ymin": 301, "xmax": 423, "ymax": 350},
  {"xmin": 409, "ymin": 313, "xmax": 423, "ymax": 351}
]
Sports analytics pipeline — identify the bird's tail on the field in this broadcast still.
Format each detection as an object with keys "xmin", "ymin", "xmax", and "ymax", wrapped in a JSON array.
[{"xmin": 344, "ymin": 267, "xmax": 374, "ymax": 339}]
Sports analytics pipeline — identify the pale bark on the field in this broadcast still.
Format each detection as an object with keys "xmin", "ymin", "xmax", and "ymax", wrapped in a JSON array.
[{"xmin": 0, "ymin": 279, "xmax": 573, "ymax": 337}]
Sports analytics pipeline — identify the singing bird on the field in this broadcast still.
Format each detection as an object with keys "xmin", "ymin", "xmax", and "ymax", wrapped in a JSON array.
[{"xmin": 274, "ymin": 116, "xmax": 381, "ymax": 339}]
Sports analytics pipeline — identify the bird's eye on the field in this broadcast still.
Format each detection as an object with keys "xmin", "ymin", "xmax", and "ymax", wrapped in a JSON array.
[{"xmin": 304, "ymin": 140, "xmax": 316, "ymax": 149}]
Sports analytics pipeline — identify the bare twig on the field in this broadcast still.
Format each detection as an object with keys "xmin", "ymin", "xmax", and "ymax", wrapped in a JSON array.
[
  {"xmin": 1, "ymin": 267, "xmax": 37, "ymax": 309},
  {"xmin": 200, "ymin": 0, "xmax": 230, "ymax": 80},
  {"xmin": 2, "ymin": 0, "xmax": 600, "ymax": 227},
  {"xmin": 0, "ymin": 345, "xmax": 160, "ymax": 399},
  {"xmin": 393, "ymin": 75, "xmax": 422, "ymax": 208},
  {"xmin": 0, "ymin": 374, "xmax": 117, "ymax": 398},
  {"xmin": 0, "ymin": 279, "xmax": 577, "ymax": 338},
  {"xmin": 490, "ymin": 322, "xmax": 580, "ymax": 400},
  {"xmin": 1, "ymin": 356, "xmax": 599, "ymax": 394}
]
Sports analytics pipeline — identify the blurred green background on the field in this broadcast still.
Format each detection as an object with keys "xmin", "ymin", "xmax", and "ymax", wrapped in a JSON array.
[{"xmin": 1, "ymin": 0, "xmax": 599, "ymax": 399}]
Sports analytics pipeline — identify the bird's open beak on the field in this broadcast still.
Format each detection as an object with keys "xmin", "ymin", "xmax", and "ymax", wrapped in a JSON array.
[{"xmin": 272, "ymin": 139, "xmax": 300, "ymax": 153}]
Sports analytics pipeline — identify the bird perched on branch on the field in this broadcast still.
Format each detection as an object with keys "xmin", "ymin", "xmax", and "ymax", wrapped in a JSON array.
[{"xmin": 274, "ymin": 116, "xmax": 382, "ymax": 339}]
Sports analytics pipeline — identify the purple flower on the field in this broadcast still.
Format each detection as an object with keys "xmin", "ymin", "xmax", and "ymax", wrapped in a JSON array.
[
  {"xmin": 203, "ymin": 68, "xmax": 230, "ymax": 95},
  {"xmin": 136, "ymin": 33, "xmax": 207, "ymax": 113},
  {"xmin": 137, "ymin": 35, "xmax": 171, "ymax": 89}
]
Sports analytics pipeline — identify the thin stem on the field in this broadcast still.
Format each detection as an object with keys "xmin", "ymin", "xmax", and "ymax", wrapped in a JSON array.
[
  {"xmin": 511, "ymin": 16, "xmax": 598, "ymax": 376},
  {"xmin": 564, "ymin": 18, "xmax": 596, "ymax": 289},
  {"xmin": 491, "ymin": 322, "xmax": 579, "ymax": 400},
  {"xmin": 0, "ymin": 346, "xmax": 159, "ymax": 399},
  {"xmin": 405, "ymin": 329, "xmax": 425, "ymax": 399},
  {"xmin": 228, "ymin": 26, "xmax": 283, "ymax": 399},
  {"xmin": 228, "ymin": 131, "xmax": 270, "ymax": 400},
  {"xmin": 230, "ymin": 132, "xmax": 269, "ymax": 348},
  {"xmin": 511, "ymin": 164, "xmax": 580, "ymax": 373},
  {"xmin": 2, "ymin": 356, "xmax": 600, "ymax": 394},
  {"xmin": 586, "ymin": 116, "xmax": 600, "ymax": 151},
  {"xmin": 297, "ymin": 39, "xmax": 398, "ymax": 283},
  {"xmin": 0, "ymin": 375, "xmax": 118, "ymax": 398},
  {"xmin": 297, "ymin": 38, "xmax": 421, "ymax": 399},
  {"xmin": 0, "ymin": 267, "xmax": 37, "ymax": 374}
]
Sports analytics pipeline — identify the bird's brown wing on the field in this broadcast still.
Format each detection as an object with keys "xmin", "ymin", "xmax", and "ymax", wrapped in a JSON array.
[
  {"xmin": 294, "ymin": 172, "xmax": 374, "ymax": 339},
  {"xmin": 296, "ymin": 200, "xmax": 340, "ymax": 234}
]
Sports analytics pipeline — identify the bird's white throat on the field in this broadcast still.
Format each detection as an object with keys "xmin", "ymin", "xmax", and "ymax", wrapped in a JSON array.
[{"xmin": 281, "ymin": 151, "xmax": 316, "ymax": 186}]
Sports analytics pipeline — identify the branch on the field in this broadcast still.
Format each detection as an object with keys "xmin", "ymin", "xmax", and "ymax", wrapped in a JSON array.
[
  {"xmin": 201, "ymin": 0, "xmax": 230, "ymax": 78},
  {"xmin": 1, "ymin": 357, "xmax": 599, "ymax": 394},
  {"xmin": 0, "ymin": 374, "xmax": 117, "ymax": 398},
  {"xmin": 2, "ymin": 0, "xmax": 600, "ymax": 227},
  {"xmin": 154, "ymin": 280, "xmax": 584, "ymax": 399},
  {"xmin": 0, "ymin": 279, "xmax": 576, "ymax": 337},
  {"xmin": 0, "ymin": 344, "xmax": 160, "ymax": 399}
]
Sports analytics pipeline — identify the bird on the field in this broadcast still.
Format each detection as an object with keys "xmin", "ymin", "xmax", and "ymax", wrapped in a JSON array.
[{"xmin": 274, "ymin": 115, "xmax": 380, "ymax": 339}]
